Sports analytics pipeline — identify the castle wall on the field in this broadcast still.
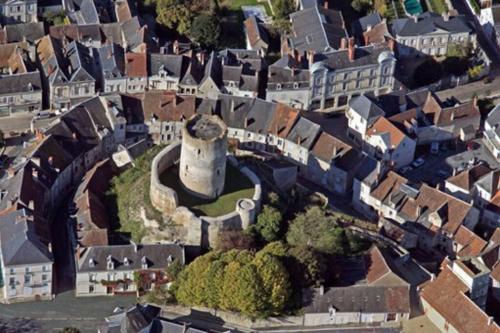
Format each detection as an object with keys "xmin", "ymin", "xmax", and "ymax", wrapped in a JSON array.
[{"xmin": 150, "ymin": 142, "xmax": 181, "ymax": 214}]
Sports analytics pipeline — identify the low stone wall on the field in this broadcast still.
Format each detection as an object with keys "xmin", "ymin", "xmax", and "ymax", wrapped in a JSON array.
[
  {"xmin": 150, "ymin": 146, "xmax": 262, "ymax": 248},
  {"xmin": 150, "ymin": 142, "xmax": 181, "ymax": 215}
]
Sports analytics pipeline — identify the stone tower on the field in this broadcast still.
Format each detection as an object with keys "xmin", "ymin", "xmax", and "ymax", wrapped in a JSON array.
[{"xmin": 179, "ymin": 114, "xmax": 227, "ymax": 199}]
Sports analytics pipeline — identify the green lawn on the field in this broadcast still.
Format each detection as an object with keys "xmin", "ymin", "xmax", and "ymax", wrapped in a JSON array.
[
  {"xmin": 160, "ymin": 164, "xmax": 254, "ymax": 217},
  {"xmin": 221, "ymin": 0, "xmax": 272, "ymax": 15},
  {"xmin": 427, "ymin": 0, "xmax": 448, "ymax": 13},
  {"xmin": 106, "ymin": 146, "xmax": 165, "ymax": 242}
]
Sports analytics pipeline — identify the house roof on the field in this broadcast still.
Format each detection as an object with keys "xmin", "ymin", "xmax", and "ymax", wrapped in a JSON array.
[
  {"xmin": 5, "ymin": 22, "xmax": 45, "ymax": 43},
  {"xmin": 77, "ymin": 243, "xmax": 185, "ymax": 272},
  {"xmin": 316, "ymin": 44, "xmax": 394, "ymax": 71},
  {"xmin": 348, "ymin": 95, "xmax": 385, "ymax": 121},
  {"xmin": 490, "ymin": 228, "xmax": 500, "ymax": 245},
  {"xmin": 149, "ymin": 53, "xmax": 185, "ymax": 78},
  {"xmin": 289, "ymin": 6, "xmax": 347, "ymax": 52},
  {"xmin": 286, "ymin": 117, "xmax": 321, "ymax": 149},
  {"xmin": 141, "ymin": 91, "xmax": 196, "ymax": 122},
  {"xmin": 303, "ymin": 285, "xmax": 410, "ymax": 314},
  {"xmin": 363, "ymin": 22, "xmax": 390, "ymax": 45},
  {"xmin": 311, "ymin": 132, "xmax": 351, "ymax": 162},
  {"xmin": 244, "ymin": 16, "xmax": 269, "ymax": 49},
  {"xmin": 0, "ymin": 209, "xmax": 53, "ymax": 266},
  {"xmin": 446, "ymin": 164, "xmax": 491, "ymax": 191},
  {"xmin": 125, "ymin": 52, "xmax": 147, "ymax": 77},
  {"xmin": 267, "ymin": 103, "xmax": 300, "ymax": 138},
  {"xmin": 392, "ymin": 13, "xmax": 473, "ymax": 37},
  {"xmin": 365, "ymin": 246, "xmax": 409, "ymax": 286},
  {"xmin": 421, "ymin": 265, "xmax": 499, "ymax": 333},
  {"xmin": 0, "ymin": 71, "xmax": 42, "ymax": 95},
  {"xmin": 454, "ymin": 226, "xmax": 487, "ymax": 257},
  {"xmin": 97, "ymin": 43, "xmax": 126, "ymax": 79},
  {"xmin": 366, "ymin": 117, "xmax": 406, "ymax": 148},
  {"xmin": 358, "ymin": 13, "xmax": 383, "ymax": 32}
]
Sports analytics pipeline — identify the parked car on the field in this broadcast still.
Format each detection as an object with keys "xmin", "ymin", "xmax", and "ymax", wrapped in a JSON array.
[
  {"xmin": 399, "ymin": 165, "xmax": 413, "ymax": 174},
  {"xmin": 411, "ymin": 157, "xmax": 426, "ymax": 168},
  {"xmin": 34, "ymin": 111, "xmax": 54, "ymax": 120}
]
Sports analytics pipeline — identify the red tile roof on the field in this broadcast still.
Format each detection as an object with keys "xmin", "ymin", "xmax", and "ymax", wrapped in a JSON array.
[
  {"xmin": 421, "ymin": 265, "xmax": 500, "ymax": 333},
  {"xmin": 141, "ymin": 91, "xmax": 196, "ymax": 122},
  {"xmin": 268, "ymin": 103, "xmax": 300, "ymax": 138},
  {"xmin": 446, "ymin": 164, "xmax": 491, "ymax": 191},
  {"xmin": 125, "ymin": 52, "xmax": 147, "ymax": 77},
  {"xmin": 311, "ymin": 132, "xmax": 352, "ymax": 162},
  {"xmin": 366, "ymin": 117, "xmax": 406, "ymax": 148},
  {"xmin": 454, "ymin": 226, "xmax": 487, "ymax": 257}
]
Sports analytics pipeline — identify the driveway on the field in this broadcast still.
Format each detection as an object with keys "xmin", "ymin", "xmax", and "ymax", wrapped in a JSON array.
[{"xmin": 0, "ymin": 291, "xmax": 137, "ymax": 332}]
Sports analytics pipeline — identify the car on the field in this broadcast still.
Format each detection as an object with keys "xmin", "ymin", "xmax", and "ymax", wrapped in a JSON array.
[
  {"xmin": 399, "ymin": 166, "xmax": 413, "ymax": 174},
  {"xmin": 34, "ymin": 111, "xmax": 54, "ymax": 120},
  {"xmin": 436, "ymin": 169, "xmax": 449, "ymax": 178},
  {"xmin": 411, "ymin": 157, "xmax": 426, "ymax": 168}
]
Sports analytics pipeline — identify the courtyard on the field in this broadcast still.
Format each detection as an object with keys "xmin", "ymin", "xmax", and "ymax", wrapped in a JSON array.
[{"xmin": 160, "ymin": 163, "xmax": 255, "ymax": 217}]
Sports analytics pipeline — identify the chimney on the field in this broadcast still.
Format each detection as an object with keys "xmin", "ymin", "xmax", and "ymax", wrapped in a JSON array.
[
  {"xmin": 200, "ymin": 52, "xmax": 206, "ymax": 66},
  {"xmin": 366, "ymin": 24, "xmax": 372, "ymax": 31},
  {"xmin": 48, "ymin": 242, "xmax": 52, "ymax": 253},
  {"xmin": 293, "ymin": 49, "xmax": 300, "ymax": 63},
  {"xmin": 388, "ymin": 38, "xmax": 395, "ymax": 52},
  {"xmin": 363, "ymin": 33, "xmax": 370, "ymax": 46},
  {"xmin": 48, "ymin": 156, "xmax": 54, "ymax": 166},
  {"xmin": 319, "ymin": 285, "xmax": 325, "ymax": 295},
  {"xmin": 340, "ymin": 37, "xmax": 347, "ymax": 49},
  {"xmin": 442, "ymin": 12, "xmax": 449, "ymax": 22},
  {"xmin": 307, "ymin": 50, "xmax": 315, "ymax": 67},
  {"xmin": 72, "ymin": 132, "xmax": 77, "ymax": 141},
  {"xmin": 323, "ymin": 0, "xmax": 329, "ymax": 9},
  {"xmin": 28, "ymin": 200, "xmax": 34, "ymax": 210},
  {"xmin": 230, "ymin": 99, "xmax": 235, "ymax": 112},
  {"xmin": 7, "ymin": 168, "xmax": 15, "ymax": 178},
  {"xmin": 473, "ymin": 95, "xmax": 478, "ymax": 107},
  {"xmin": 244, "ymin": 117, "xmax": 249, "ymax": 128},
  {"xmin": 488, "ymin": 317, "xmax": 494, "ymax": 325},
  {"xmin": 348, "ymin": 38, "xmax": 355, "ymax": 62},
  {"xmin": 413, "ymin": 15, "xmax": 419, "ymax": 23},
  {"xmin": 173, "ymin": 40, "xmax": 179, "ymax": 55}
]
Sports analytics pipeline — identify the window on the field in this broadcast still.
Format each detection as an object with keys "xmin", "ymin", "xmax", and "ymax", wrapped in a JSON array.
[
  {"xmin": 276, "ymin": 84, "xmax": 282, "ymax": 90},
  {"xmin": 42, "ymin": 274, "xmax": 47, "ymax": 282},
  {"xmin": 9, "ymin": 268, "xmax": 14, "ymax": 275},
  {"xmin": 24, "ymin": 275, "xmax": 31, "ymax": 284},
  {"xmin": 89, "ymin": 285, "xmax": 94, "ymax": 293},
  {"xmin": 42, "ymin": 266, "xmax": 48, "ymax": 272},
  {"xmin": 25, "ymin": 267, "xmax": 30, "ymax": 273},
  {"xmin": 9, "ymin": 277, "xmax": 15, "ymax": 286}
]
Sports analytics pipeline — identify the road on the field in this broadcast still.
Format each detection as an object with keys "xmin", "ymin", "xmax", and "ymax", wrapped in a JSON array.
[{"xmin": 0, "ymin": 291, "xmax": 136, "ymax": 332}]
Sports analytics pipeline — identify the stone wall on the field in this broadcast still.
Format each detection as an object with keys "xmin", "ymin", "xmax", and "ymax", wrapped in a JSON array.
[{"xmin": 150, "ymin": 142, "xmax": 181, "ymax": 215}]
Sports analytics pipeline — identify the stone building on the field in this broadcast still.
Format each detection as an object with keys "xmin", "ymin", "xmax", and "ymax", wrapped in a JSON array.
[{"xmin": 179, "ymin": 114, "xmax": 228, "ymax": 200}]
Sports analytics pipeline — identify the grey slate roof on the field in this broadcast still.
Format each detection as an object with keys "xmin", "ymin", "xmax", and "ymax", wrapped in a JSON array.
[
  {"xmin": 77, "ymin": 243, "xmax": 185, "ymax": 272},
  {"xmin": 218, "ymin": 94, "xmax": 253, "ymax": 128},
  {"xmin": 97, "ymin": 43, "xmax": 126, "ymax": 79},
  {"xmin": 487, "ymin": 105, "xmax": 500, "ymax": 135},
  {"xmin": 141, "ymin": 317, "xmax": 214, "ymax": 333},
  {"xmin": 0, "ymin": 209, "xmax": 53, "ymax": 266},
  {"xmin": 103, "ymin": 304, "xmax": 160, "ymax": 333},
  {"xmin": 392, "ymin": 13, "xmax": 473, "ymax": 37},
  {"xmin": 289, "ymin": 6, "xmax": 347, "ymax": 53},
  {"xmin": 348, "ymin": 95, "xmax": 385, "ymax": 121},
  {"xmin": 149, "ymin": 53, "xmax": 184, "ymax": 78},
  {"xmin": 316, "ymin": 44, "xmax": 394, "ymax": 70},
  {"xmin": 0, "ymin": 71, "xmax": 42, "ymax": 95},
  {"xmin": 358, "ymin": 13, "xmax": 383, "ymax": 32},
  {"xmin": 286, "ymin": 117, "xmax": 321, "ymax": 149},
  {"xmin": 65, "ymin": 0, "xmax": 100, "ymax": 25},
  {"xmin": 5, "ymin": 22, "xmax": 45, "ymax": 43},
  {"xmin": 303, "ymin": 285, "xmax": 410, "ymax": 314}
]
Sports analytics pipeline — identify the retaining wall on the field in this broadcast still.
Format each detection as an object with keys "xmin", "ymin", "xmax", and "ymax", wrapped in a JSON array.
[{"xmin": 150, "ymin": 142, "xmax": 181, "ymax": 215}]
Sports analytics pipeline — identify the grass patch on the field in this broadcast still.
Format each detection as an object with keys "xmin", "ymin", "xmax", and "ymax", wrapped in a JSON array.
[
  {"xmin": 160, "ymin": 163, "xmax": 254, "ymax": 217},
  {"xmin": 427, "ymin": 0, "xmax": 448, "ymax": 13},
  {"xmin": 106, "ymin": 146, "xmax": 164, "ymax": 242}
]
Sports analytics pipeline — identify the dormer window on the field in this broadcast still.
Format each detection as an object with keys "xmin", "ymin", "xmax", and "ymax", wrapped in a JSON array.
[
  {"xmin": 167, "ymin": 255, "xmax": 173, "ymax": 264},
  {"xmin": 124, "ymin": 257, "xmax": 130, "ymax": 266},
  {"xmin": 293, "ymin": 82, "xmax": 299, "ymax": 89},
  {"xmin": 141, "ymin": 256, "xmax": 148, "ymax": 269},
  {"xmin": 276, "ymin": 84, "xmax": 282, "ymax": 90},
  {"xmin": 106, "ymin": 255, "xmax": 114, "ymax": 270},
  {"xmin": 89, "ymin": 258, "xmax": 95, "ymax": 268}
]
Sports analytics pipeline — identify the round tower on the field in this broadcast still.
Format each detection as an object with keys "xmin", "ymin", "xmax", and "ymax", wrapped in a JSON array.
[{"xmin": 179, "ymin": 114, "xmax": 228, "ymax": 199}]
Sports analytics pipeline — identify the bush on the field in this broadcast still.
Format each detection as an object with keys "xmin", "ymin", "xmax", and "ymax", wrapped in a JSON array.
[{"xmin": 255, "ymin": 205, "xmax": 283, "ymax": 243}]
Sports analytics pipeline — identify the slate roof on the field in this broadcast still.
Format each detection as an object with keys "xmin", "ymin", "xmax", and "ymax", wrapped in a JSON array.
[
  {"xmin": 97, "ymin": 43, "xmax": 126, "ymax": 79},
  {"xmin": 349, "ymin": 95, "xmax": 385, "ymax": 121},
  {"xmin": 141, "ymin": 317, "xmax": 216, "ymax": 333},
  {"xmin": 141, "ymin": 91, "xmax": 196, "ymax": 122},
  {"xmin": 0, "ymin": 71, "xmax": 42, "ymax": 95},
  {"xmin": 289, "ymin": 6, "xmax": 347, "ymax": 53},
  {"xmin": 486, "ymin": 105, "xmax": 500, "ymax": 135},
  {"xmin": 218, "ymin": 95, "xmax": 253, "ymax": 128},
  {"xmin": 102, "ymin": 304, "xmax": 160, "ymax": 333},
  {"xmin": 286, "ymin": 117, "xmax": 321, "ymax": 149},
  {"xmin": 65, "ymin": 0, "xmax": 100, "ymax": 25},
  {"xmin": 77, "ymin": 243, "xmax": 185, "ymax": 272},
  {"xmin": 316, "ymin": 44, "xmax": 394, "ymax": 70},
  {"xmin": 0, "ymin": 209, "xmax": 53, "ymax": 266},
  {"xmin": 358, "ymin": 13, "xmax": 383, "ymax": 32},
  {"xmin": 4, "ymin": 22, "xmax": 45, "ymax": 43},
  {"xmin": 475, "ymin": 169, "xmax": 500, "ymax": 196},
  {"xmin": 392, "ymin": 13, "xmax": 473, "ymax": 37},
  {"xmin": 303, "ymin": 285, "xmax": 410, "ymax": 314},
  {"xmin": 149, "ymin": 53, "xmax": 185, "ymax": 78}
]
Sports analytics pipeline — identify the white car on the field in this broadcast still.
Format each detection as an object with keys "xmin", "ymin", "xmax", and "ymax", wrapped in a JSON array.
[{"xmin": 411, "ymin": 157, "xmax": 425, "ymax": 168}]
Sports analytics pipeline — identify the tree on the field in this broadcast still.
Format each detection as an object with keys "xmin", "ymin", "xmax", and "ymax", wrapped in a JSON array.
[
  {"xmin": 286, "ymin": 206, "xmax": 346, "ymax": 254},
  {"xmin": 255, "ymin": 205, "xmax": 283, "ymax": 242},
  {"xmin": 228, "ymin": 263, "xmax": 267, "ymax": 317},
  {"xmin": 257, "ymin": 241, "xmax": 289, "ymax": 258},
  {"xmin": 288, "ymin": 245, "xmax": 326, "ymax": 287},
  {"xmin": 216, "ymin": 230, "xmax": 256, "ymax": 251},
  {"xmin": 351, "ymin": 0, "xmax": 373, "ymax": 13},
  {"xmin": 253, "ymin": 253, "xmax": 291, "ymax": 314},
  {"xmin": 189, "ymin": 14, "xmax": 221, "ymax": 48},
  {"xmin": 272, "ymin": 0, "xmax": 294, "ymax": 20},
  {"xmin": 166, "ymin": 258, "xmax": 184, "ymax": 281},
  {"xmin": 156, "ymin": 0, "xmax": 192, "ymax": 34}
]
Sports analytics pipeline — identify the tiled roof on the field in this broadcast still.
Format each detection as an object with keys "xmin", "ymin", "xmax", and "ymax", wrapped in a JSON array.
[
  {"xmin": 366, "ymin": 117, "xmax": 406, "ymax": 148},
  {"xmin": 141, "ymin": 91, "xmax": 196, "ymax": 122},
  {"xmin": 454, "ymin": 226, "xmax": 487, "ymax": 257},
  {"xmin": 365, "ymin": 246, "xmax": 408, "ymax": 286},
  {"xmin": 268, "ymin": 103, "xmax": 300, "ymax": 138},
  {"xmin": 363, "ymin": 22, "xmax": 390, "ymax": 45},
  {"xmin": 490, "ymin": 228, "xmax": 500, "ymax": 245},
  {"xmin": 446, "ymin": 164, "xmax": 491, "ymax": 191},
  {"xmin": 421, "ymin": 265, "xmax": 499, "ymax": 333},
  {"xmin": 125, "ymin": 52, "xmax": 147, "ymax": 77},
  {"xmin": 244, "ymin": 16, "xmax": 269, "ymax": 48},
  {"xmin": 311, "ymin": 132, "xmax": 351, "ymax": 162}
]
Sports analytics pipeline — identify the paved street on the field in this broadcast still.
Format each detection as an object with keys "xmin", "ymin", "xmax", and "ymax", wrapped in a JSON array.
[{"xmin": 0, "ymin": 291, "xmax": 136, "ymax": 332}]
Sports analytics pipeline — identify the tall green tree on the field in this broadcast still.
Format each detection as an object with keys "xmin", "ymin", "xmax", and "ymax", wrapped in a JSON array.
[
  {"xmin": 255, "ymin": 205, "xmax": 283, "ymax": 243},
  {"xmin": 253, "ymin": 254, "xmax": 291, "ymax": 314},
  {"xmin": 189, "ymin": 14, "xmax": 221, "ymax": 48},
  {"xmin": 286, "ymin": 206, "xmax": 346, "ymax": 254},
  {"xmin": 156, "ymin": 0, "xmax": 192, "ymax": 34}
]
